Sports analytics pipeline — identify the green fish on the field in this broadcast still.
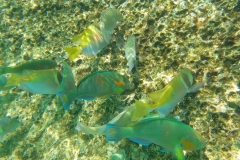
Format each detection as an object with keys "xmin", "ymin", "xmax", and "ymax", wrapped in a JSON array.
[
  {"xmin": 0, "ymin": 117, "xmax": 20, "ymax": 142},
  {"xmin": 0, "ymin": 59, "xmax": 57, "ymax": 75},
  {"xmin": 76, "ymin": 71, "xmax": 129, "ymax": 101},
  {"xmin": 106, "ymin": 116, "xmax": 206, "ymax": 160},
  {"xmin": 132, "ymin": 68, "xmax": 204, "ymax": 121},
  {"xmin": 4, "ymin": 69, "xmax": 63, "ymax": 94}
]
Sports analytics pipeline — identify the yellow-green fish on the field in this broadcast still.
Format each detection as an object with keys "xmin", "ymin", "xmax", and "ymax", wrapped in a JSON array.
[
  {"xmin": 0, "ymin": 59, "xmax": 57, "ymax": 75},
  {"xmin": 64, "ymin": 8, "xmax": 122, "ymax": 60},
  {"xmin": 64, "ymin": 23, "xmax": 111, "ymax": 60},
  {"xmin": 4, "ymin": 69, "xmax": 63, "ymax": 94},
  {"xmin": 0, "ymin": 117, "xmax": 20, "ymax": 142},
  {"xmin": 76, "ymin": 71, "xmax": 129, "ymax": 101},
  {"xmin": 106, "ymin": 116, "xmax": 206, "ymax": 160},
  {"xmin": 132, "ymin": 69, "xmax": 204, "ymax": 121},
  {"xmin": 3, "ymin": 60, "xmax": 76, "ymax": 97}
]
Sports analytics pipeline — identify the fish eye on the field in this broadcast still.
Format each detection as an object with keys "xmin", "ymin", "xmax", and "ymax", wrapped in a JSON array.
[{"xmin": 194, "ymin": 138, "xmax": 200, "ymax": 143}]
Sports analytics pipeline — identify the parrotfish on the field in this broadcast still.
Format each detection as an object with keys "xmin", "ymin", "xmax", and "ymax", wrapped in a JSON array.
[
  {"xmin": 75, "ymin": 104, "xmax": 137, "ymax": 135},
  {"xmin": 106, "ymin": 116, "xmax": 206, "ymax": 160},
  {"xmin": 132, "ymin": 69, "xmax": 204, "ymax": 121},
  {"xmin": 76, "ymin": 71, "xmax": 129, "ymax": 101},
  {"xmin": 0, "ymin": 117, "xmax": 20, "ymax": 142},
  {"xmin": 64, "ymin": 8, "xmax": 122, "ymax": 60},
  {"xmin": 4, "ymin": 61, "xmax": 76, "ymax": 96},
  {"xmin": 125, "ymin": 36, "xmax": 137, "ymax": 73},
  {"xmin": 4, "ymin": 69, "xmax": 63, "ymax": 94},
  {"xmin": 0, "ymin": 59, "xmax": 57, "ymax": 75},
  {"xmin": 100, "ymin": 8, "xmax": 122, "ymax": 33},
  {"xmin": 64, "ymin": 23, "xmax": 111, "ymax": 60}
]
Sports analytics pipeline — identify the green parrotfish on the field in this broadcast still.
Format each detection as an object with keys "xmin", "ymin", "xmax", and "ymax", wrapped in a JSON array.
[
  {"xmin": 76, "ymin": 71, "xmax": 129, "ymax": 102},
  {"xmin": 0, "ymin": 59, "xmax": 57, "ymax": 75},
  {"xmin": 106, "ymin": 116, "xmax": 206, "ymax": 160},
  {"xmin": 3, "ymin": 60, "xmax": 76, "ymax": 97},
  {"xmin": 132, "ymin": 68, "xmax": 204, "ymax": 121},
  {"xmin": 0, "ymin": 117, "xmax": 20, "ymax": 142}
]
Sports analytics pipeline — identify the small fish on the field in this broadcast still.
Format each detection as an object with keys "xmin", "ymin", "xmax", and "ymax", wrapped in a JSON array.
[
  {"xmin": 106, "ymin": 116, "xmax": 206, "ymax": 160},
  {"xmin": 75, "ymin": 104, "xmax": 137, "ymax": 135},
  {"xmin": 0, "ymin": 59, "xmax": 57, "ymax": 75},
  {"xmin": 76, "ymin": 71, "xmax": 129, "ymax": 101},
  {"xmin": 0, "ymin": 117, "xmax": 20, "ymax": 142},
  {"xmin": 132, "ymin": 69, "xmax": 204, "ymax": 121},
  {"xmin": 100, "ymin": 8, "xmax": 122, "ymax": 33},
  {"xmin": 125, "ymin": 36, "xmax": 137, "ymax": 73},
  {"xmin": 64, "ymin": 23, "xmax": 111, "ymax": 60}
]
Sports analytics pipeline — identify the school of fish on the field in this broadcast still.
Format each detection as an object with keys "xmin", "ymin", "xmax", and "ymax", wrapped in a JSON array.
[{"xmin": 0, "ymin": 7, "xmax": 206, "ymax": 160}]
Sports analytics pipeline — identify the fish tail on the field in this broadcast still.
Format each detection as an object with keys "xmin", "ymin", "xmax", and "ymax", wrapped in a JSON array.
[
  {"xmin": 57, "ymin": 89, "xmax": 77, "ymax": 110},
  {"xmin": 131, "ymin": 99, "xmax": 150, "ymax": 121},
  {"xmin": 64, "ymin": 46, "xmax": 82, "ymax": 61},
  {"xmin": 173, "ymin": 144, "xmax": 185, "ymax": 160},
  {"xmin": 4, "ymin": 74, "xmax": 22, "ymax": 87},
  {"xmin": 75, "ymin": 121, "xmax": 106, "ymax": 135},
  {"xmin": 106, "ymin": 123, "xmax": 123, "ymax": 142}
]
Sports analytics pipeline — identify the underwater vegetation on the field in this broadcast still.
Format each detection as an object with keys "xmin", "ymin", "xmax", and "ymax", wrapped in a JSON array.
[{"xmin": 0, "ymin": 1, "xmax": 239, "ymax": 160}]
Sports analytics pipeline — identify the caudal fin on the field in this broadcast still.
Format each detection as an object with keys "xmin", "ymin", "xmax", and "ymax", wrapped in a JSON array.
[
  {"xmin": 75, "ymin": 121, "xmax": 106, "ymax": 135},
  {"xmin": 106, "ymin": 123, "xmax": 123, "ymax": 142},
  {"xmin": 64, "ymin": 46, "xmax": 82, "ymax": 61},
  {"xmin": 131, "ymin": 99, "xmax": 150, "ymax": 121},
  {"xmin": 4, "ymin": 74, "xmax": 22, "ymax": 87},
  {"xmin": 57, "ymin": 89, "xmax": 77, "ymax": 110}
]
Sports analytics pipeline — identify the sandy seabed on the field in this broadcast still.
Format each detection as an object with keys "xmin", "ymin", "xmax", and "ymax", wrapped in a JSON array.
[{"xmin": 0, "ymin": 0, "xmax": 239, "ymax": 160}]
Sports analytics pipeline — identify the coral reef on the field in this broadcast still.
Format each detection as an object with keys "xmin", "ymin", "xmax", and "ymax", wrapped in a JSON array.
[{"xmin": 0, "ymin": 0, "xmax": 239, "ymax": 159}]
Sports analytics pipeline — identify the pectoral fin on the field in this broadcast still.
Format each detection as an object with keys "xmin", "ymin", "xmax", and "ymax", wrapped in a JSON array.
[{"xmin": 173, "ymin": 144, "xmax": 185, "ymax": 160}]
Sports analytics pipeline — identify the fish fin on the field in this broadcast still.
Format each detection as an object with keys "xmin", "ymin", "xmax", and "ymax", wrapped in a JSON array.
[
  {"xmin": 129, "ymin": 138, "xmax": 152, "ymax": 146},
  {"xmin": 75, "ymin": 121, "xmax": 106, "ymax": 135},
  {"xmin": 149, "ymin": 87, "xmax": 167, "ymax": 102},
  {"xmin": 64, "ymin": 46, "xmax": 82, "ymax": 61},
  {"xmin": 173, "ymin": 144, "xmax": 185, "ymax": 160},
  {"xmin": 57, "ymin": 89, "xmax": 77, "ymax": 110},
  {"xmin": 131, "ymin": 99, "xmax": 150, "ymax": 121},
  {"xmin": 4, "ymin": 74, "xmax": 23, "ymax": 87},
  {"xmin": 106, "ymin": 123, "xmax": 122, "ymax": 142},
  {"xmin": 188, "ymin": 82, "xmax": 204, "ymax": 93}
]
